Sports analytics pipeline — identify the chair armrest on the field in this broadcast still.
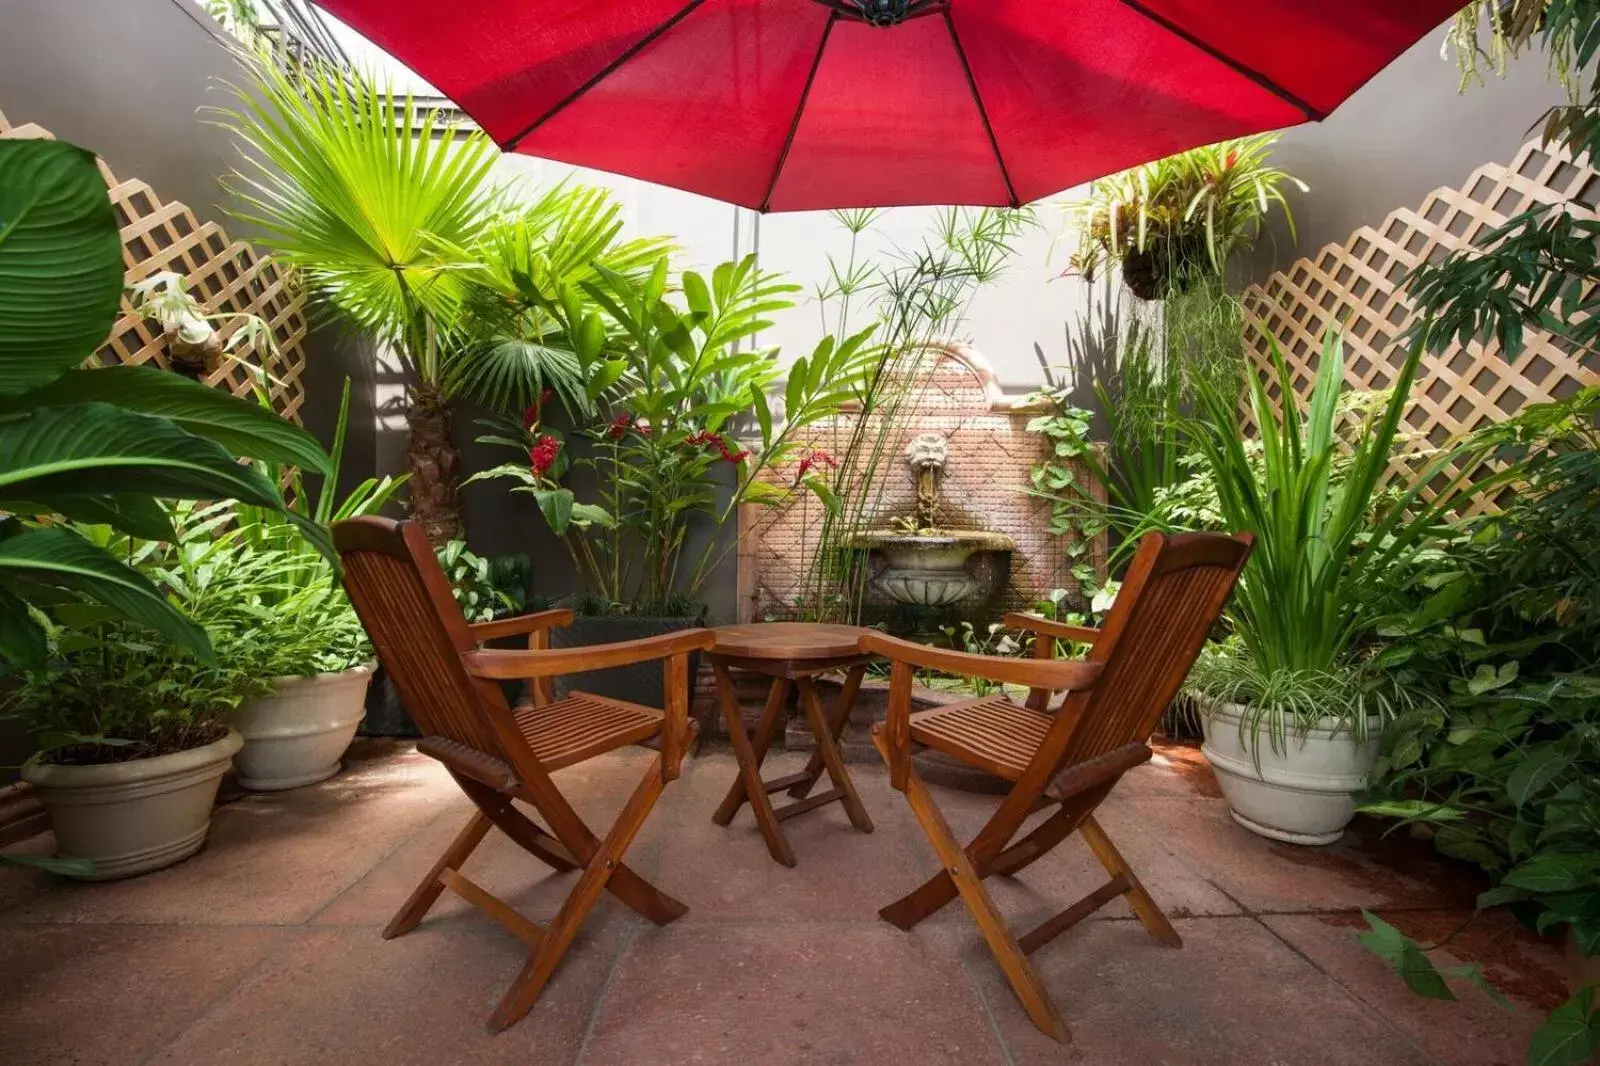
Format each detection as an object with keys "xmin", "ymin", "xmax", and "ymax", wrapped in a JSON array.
[
  {"xmin": 857, "ymin": 632, "xmax": 1103, "ymax": 692},
  {"xmin": 466, "ymin": 608, "xmax": 574, "ymax": 644},
  {"xmin": 463, "ymin": 628, "xmax": 716, "ymax": 680},
  {"xmin": 1002, "ymin": 612, "xmax": 1101, "ymax": 646}
]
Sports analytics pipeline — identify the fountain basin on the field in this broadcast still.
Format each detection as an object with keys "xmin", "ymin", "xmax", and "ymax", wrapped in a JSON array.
[{"xmin": 848, "ymin": 531, "xmax": 1016, "ymax": 607}]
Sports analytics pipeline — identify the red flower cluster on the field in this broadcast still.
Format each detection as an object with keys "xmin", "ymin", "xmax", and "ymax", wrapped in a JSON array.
[
  {"xmin": 529, "ymin": 434, "xmax": 561, "ymax": 477},
  {"xmin": 521, "ymin": 387, "xmax": 557, "ymax": 430},
  {"xmin": 607, "ymin": 412, "xmax": 634, "ymax": 440},
  {"xmin": 794, "ymin": 449, "xmax": 838, "ymax": 482},
  {"xmin": 684, "ymin": 429, "xmax": 748, "ymax": 464}
]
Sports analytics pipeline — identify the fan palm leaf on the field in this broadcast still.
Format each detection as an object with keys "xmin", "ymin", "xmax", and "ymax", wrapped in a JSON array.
[{"xmin": 214, "ymin": 58, "xmax": 500, "ymax": 381}]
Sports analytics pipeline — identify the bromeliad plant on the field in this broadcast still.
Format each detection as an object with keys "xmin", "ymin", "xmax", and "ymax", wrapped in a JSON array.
[
  {"xmin": 1065, "ymin": 133, "xmax": 1306, "ymax": 300},
  {"xmin": 471, "ymin": 255, "xmax": 877, "ymax": 613}
]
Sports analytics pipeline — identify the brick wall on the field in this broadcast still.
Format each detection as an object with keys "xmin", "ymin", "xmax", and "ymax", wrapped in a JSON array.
[{"xmin": 736, "ymin": 343, "xmax": 1106, "ymax": 624}]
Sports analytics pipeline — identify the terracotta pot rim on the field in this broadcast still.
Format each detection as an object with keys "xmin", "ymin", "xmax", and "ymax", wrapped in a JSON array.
[{"xmin": 264, "ymin": 662, "xmax": 377, "ymax": 687}]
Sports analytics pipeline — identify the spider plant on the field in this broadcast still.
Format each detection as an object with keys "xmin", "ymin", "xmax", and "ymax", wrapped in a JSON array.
[{"xmin": 1066, "ymin": 133, "xmax": 1306, "ymax": 300}]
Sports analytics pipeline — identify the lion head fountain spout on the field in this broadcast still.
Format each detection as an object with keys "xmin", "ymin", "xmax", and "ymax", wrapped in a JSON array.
[{"xmin": 847, "ymin": 433, "xmax": 1015, "ymax": 608}]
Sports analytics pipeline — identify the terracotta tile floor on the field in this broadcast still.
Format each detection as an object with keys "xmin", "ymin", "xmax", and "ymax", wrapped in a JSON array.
[{"xmin": 0, "ymin": 739, "xmax": 1566, "ymax": 1065}]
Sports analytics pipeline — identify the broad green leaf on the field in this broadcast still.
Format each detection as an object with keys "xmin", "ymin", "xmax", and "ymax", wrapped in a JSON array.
[
  {"xmin": 1507, "ymin": 748, "xmax": 1575, "ymax": 808},
  {"xmin": 0, "ymin": 526, "xmax": 212, "ymax": 662},
  {"xmin": 1529, "ymin": 987, "xmax": 1599, "ymax": 1066},
  {"xmin": 533, "ymin": 488, "xmax": 575, "ymax": 535},
  {"xmin": 5, "ymin": 493, "xmax": 175, "ymax": 542},
  {"xmin": 569, "ymin": 502, "xmax": 615, "ymax": 529},
  {"xmin": 751, "ymin": 383, "xmax": 772, "ymax": 446},
  {"xmin": 1504, "ymin": 855, "xmax": 1600, "ymax": 894},
  {"xmin": 0, "ymin": 403, "xmax": 291, "ymax": 510},
  {"xmin": 0, "ymin": 583, "xmax": 46, "ymax": 668},
  {"xmin": 1, "ymin": 853, "xmax": 95, "ymax": 876},
  {"xmin": 681, "ymin": 271, "xmax": 711, "ymax": 316},
  {"xmin": 2, "ymin": 366, "xmax": 331, "ymax": 473},
  {"xmin": 1356, "ymin": 910, "xmax": 1456, "ymax": 1001},
  {"xmin": 0, "ymin": 140, "xmax": 124, "ymax": 396}
]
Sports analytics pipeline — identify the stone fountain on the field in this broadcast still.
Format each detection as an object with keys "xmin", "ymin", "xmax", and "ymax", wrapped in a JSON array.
[{"xmin": 848, "ymin": 433, "xmax": 1014, "ymax": 608}]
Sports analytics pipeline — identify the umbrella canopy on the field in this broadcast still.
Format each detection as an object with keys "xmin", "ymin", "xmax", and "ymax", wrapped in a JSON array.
[{"xmin": 315, "ymin": 0, "xmax": 1461, "ymax": 212}]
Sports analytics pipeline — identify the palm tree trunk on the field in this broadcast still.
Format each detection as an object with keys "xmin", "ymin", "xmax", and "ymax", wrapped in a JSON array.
[{"xmin": 405, "ymin": 382, "xmax": 461, "ymax": 546}]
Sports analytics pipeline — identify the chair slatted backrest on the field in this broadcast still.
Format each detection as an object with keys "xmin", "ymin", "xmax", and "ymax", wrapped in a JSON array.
[
  {"xmin": 334, "ymin": 516, "xmax": 512, "ymax": 763},
  {"xmin": 1052, "ymin": 532, "xmax": 1252, "ymax": 773}
]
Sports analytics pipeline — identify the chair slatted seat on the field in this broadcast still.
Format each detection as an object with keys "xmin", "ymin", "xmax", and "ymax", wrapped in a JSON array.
[
  {"xmin": 909, "ymin": 695, "xmax": 1051, "ymax": 781},
  {"xmin": 335, "ymin": 516, "xmax": 712, "ymax": 1033},
  {"xmin": 863, "ymin": 531, "xmax": 1253, "ymax": 1044}
]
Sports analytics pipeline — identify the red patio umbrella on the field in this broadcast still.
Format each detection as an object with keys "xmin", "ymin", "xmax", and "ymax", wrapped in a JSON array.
[{"xmin": 314, "ymin": 0, "xmax": 1460, "ymax": 211}]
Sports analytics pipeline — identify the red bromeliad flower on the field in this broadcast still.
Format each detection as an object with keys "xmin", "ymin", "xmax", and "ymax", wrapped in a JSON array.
[
  {"xmin": 794, "ymin": 449, "xmax": 838, "ymax": 483},
  {"xmin": 683, "ymin": 429, "xmax": 748, "ymax": 464},
  {"xmin": 529, "ymin": 434, "xmax": 561, "ymax": 477},
  {"xmin": 522, "ymin": 387, "xmax": 557, "ymax": 430},
  {"xmin": 607, "ymin": 412, "xmax": 634, "ymax": 440}
]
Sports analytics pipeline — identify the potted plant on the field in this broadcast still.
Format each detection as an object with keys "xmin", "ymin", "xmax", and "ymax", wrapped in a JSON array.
[
  {"xmin": 470, "ymin": 256, "xmax": 875, "ymax": 702},
  {"xmin": 1065, "ymin": 134, "xmax": 1305, "ymax": 300},
  {"xmin": 1182, "ymin": 329, "xmax": 1450, "ymax": 844},
  {"xmin": 0, "ymin": 138, "xmax": 333, "ymax": 877},
  {"xmin": 220, "ymin": 381, "xmax": 404, "ymax": 789}
]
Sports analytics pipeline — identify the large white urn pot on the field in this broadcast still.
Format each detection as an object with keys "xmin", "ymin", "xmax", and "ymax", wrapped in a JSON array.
[
  {"xmin": 21, "ymin": 728, "xmax": 243, "ymax": 881},
  {"xmin": 1201, "ymin": 701, "xmax": 1382, "ymax": 846},
  {"xmin": 229, "ymin": 664, "xmax": 373, "ymax": 791}
]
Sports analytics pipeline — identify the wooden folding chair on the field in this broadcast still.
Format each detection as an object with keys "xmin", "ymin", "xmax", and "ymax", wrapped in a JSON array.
[
  {"xmin": 862, "ymin": 531, "xmax": 1252, "ymax": 1043},
  {"xmin": 334, "ymin": 517, "xmax": 713, "ymax": 1032}
]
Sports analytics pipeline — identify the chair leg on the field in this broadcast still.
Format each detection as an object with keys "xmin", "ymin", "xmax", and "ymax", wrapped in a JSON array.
[
  {"xmin": 989, "ymin": 799, "xmax": 1091, "ymax": 879},
  {"xmin": 487, "ymin": 753, "xmax": 670, "ymax": 1032},
  {"xmin": 788, "ymin": 665, "xmax": 865, "ymax": 800},
  {"xmin": 1079, "ymin": 815, "xmax": 1182, "ymax": 948},
  {"xmin": 383, "ymin": 811, "xmax": 492, "ymax": 940},
  {"xmin": 871, "ymin": 733, "xmax": 1069, "ymax": 1044},
  {"xmin": 795, "ymin": 676, "xmax": 873, "ymax": 833}
]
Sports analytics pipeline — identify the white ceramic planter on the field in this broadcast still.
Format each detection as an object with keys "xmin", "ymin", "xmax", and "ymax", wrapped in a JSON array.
[
  {"xmin": 229, "ymin": 664, "xmax": 373, "ymax": 791},
  {"xmin": 21, "ymin": 728, "xmax": 243, "ymax": 881},
  {"xmin": 1200, "ymin": 700, "xmax": 1382, "ymax": 846}
]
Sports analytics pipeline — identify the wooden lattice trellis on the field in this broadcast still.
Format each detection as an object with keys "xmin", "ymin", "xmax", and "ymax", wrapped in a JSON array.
[
  {"xmin": 0, "ymin": 109, "xmax": 307, "ymax": 421},
  {"xmin": 1240, "ymin": 135, "xmax": 1600, "ymax": 515}
]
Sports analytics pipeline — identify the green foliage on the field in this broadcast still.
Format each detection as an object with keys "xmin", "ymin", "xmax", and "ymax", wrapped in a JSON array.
[
  {"xmin": 0, "ymin": 137, "xmax": 331, "ymax": 673},
  {"xmin": 471, "ymin": 254, "xmax": 874, "ymax": 611},
  {"xmin": 436, "ymin": 540, "xmax": 530, "ymax": 623},
  {"xmin": 216, "ymin": 59, "xmax": 500, "ymax": 380},
  {"xmin": 1182, "ymin": 330, "xmax": 1467, "ymax": 741},
  {"xmin": 801, "ymin": 206, "xmax": 1037, "ymax": 622},
  {"xmin": 1065, "ymin": 134, "xmax": 1305, "ymax": 299}
]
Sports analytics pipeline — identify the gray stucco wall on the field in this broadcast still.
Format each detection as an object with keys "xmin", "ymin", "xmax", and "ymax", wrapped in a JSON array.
[{"xmin": 1243, "ymin": 26, "xmax": 1566, "ymax": 283}]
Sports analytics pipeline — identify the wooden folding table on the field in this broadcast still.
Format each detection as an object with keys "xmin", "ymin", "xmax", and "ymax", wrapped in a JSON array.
[{"xmin": 708, "ymin": 623, "xmax": 876, "ymax": 866}]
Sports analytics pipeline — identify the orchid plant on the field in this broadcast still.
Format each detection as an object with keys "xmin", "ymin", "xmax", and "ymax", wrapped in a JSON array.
[{"xmin": 470, "ymin": 255, "xmax": 878, "ymax": 614}]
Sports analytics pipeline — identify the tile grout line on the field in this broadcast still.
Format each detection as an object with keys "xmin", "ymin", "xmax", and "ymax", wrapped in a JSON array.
[
  {"xmin": 1193, "ymin": 866, "xmax": 1449, "ymax": 1066},
  {"xmin": 130, "ymin": 925, "xmax": 303, "ymax": 1066},
  {"xmin": 570, "ymin": 920, "xmax": 641, "ymax": 1066},
  {"xmin": 951, "ymin": 944, "xmax": 1020, "ymax": 1066}
]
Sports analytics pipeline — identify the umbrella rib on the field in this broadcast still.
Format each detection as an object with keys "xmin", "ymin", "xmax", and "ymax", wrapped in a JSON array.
[
  {"xmin": 759, "ymin": 12, "xmax": 837, "ymax": 213},
  {"xmin": 1114, "ymin": 0, "xmax": 1323, "ymax": 120},
  {"xmin": 943, "ymin": 8, "xmax": 1018, "ymax": 208},
  {"xmin": 499, "ymin": 0, "xmax": 710, "ymax": 151}
]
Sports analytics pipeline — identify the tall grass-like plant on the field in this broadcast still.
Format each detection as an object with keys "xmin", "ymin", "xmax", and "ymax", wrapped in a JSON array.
[{"xmin": 1185, "ymin": 330, "xmax": 1443, "ymax": 745}]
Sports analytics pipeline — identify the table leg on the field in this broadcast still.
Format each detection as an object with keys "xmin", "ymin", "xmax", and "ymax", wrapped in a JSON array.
[
  {"xmin": 712, "ymin": 674, "xmax": 790, "ymax": 826},
  {"xmin": 711, "ymin": 665, "xmax": 796, "ymax": 867},
  {"xmin": 796, "ymin": 675, "xmax": 874, "ymax": 834},
  {"xmin": 789, "ymin": 665, "xmax": 866, "ymax": 800}
]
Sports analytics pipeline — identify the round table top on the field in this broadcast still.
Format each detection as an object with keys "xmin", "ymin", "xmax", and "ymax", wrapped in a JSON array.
[{"xmin": 709, "ymin": 622, "xmax": 871, "ymax": 661}]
